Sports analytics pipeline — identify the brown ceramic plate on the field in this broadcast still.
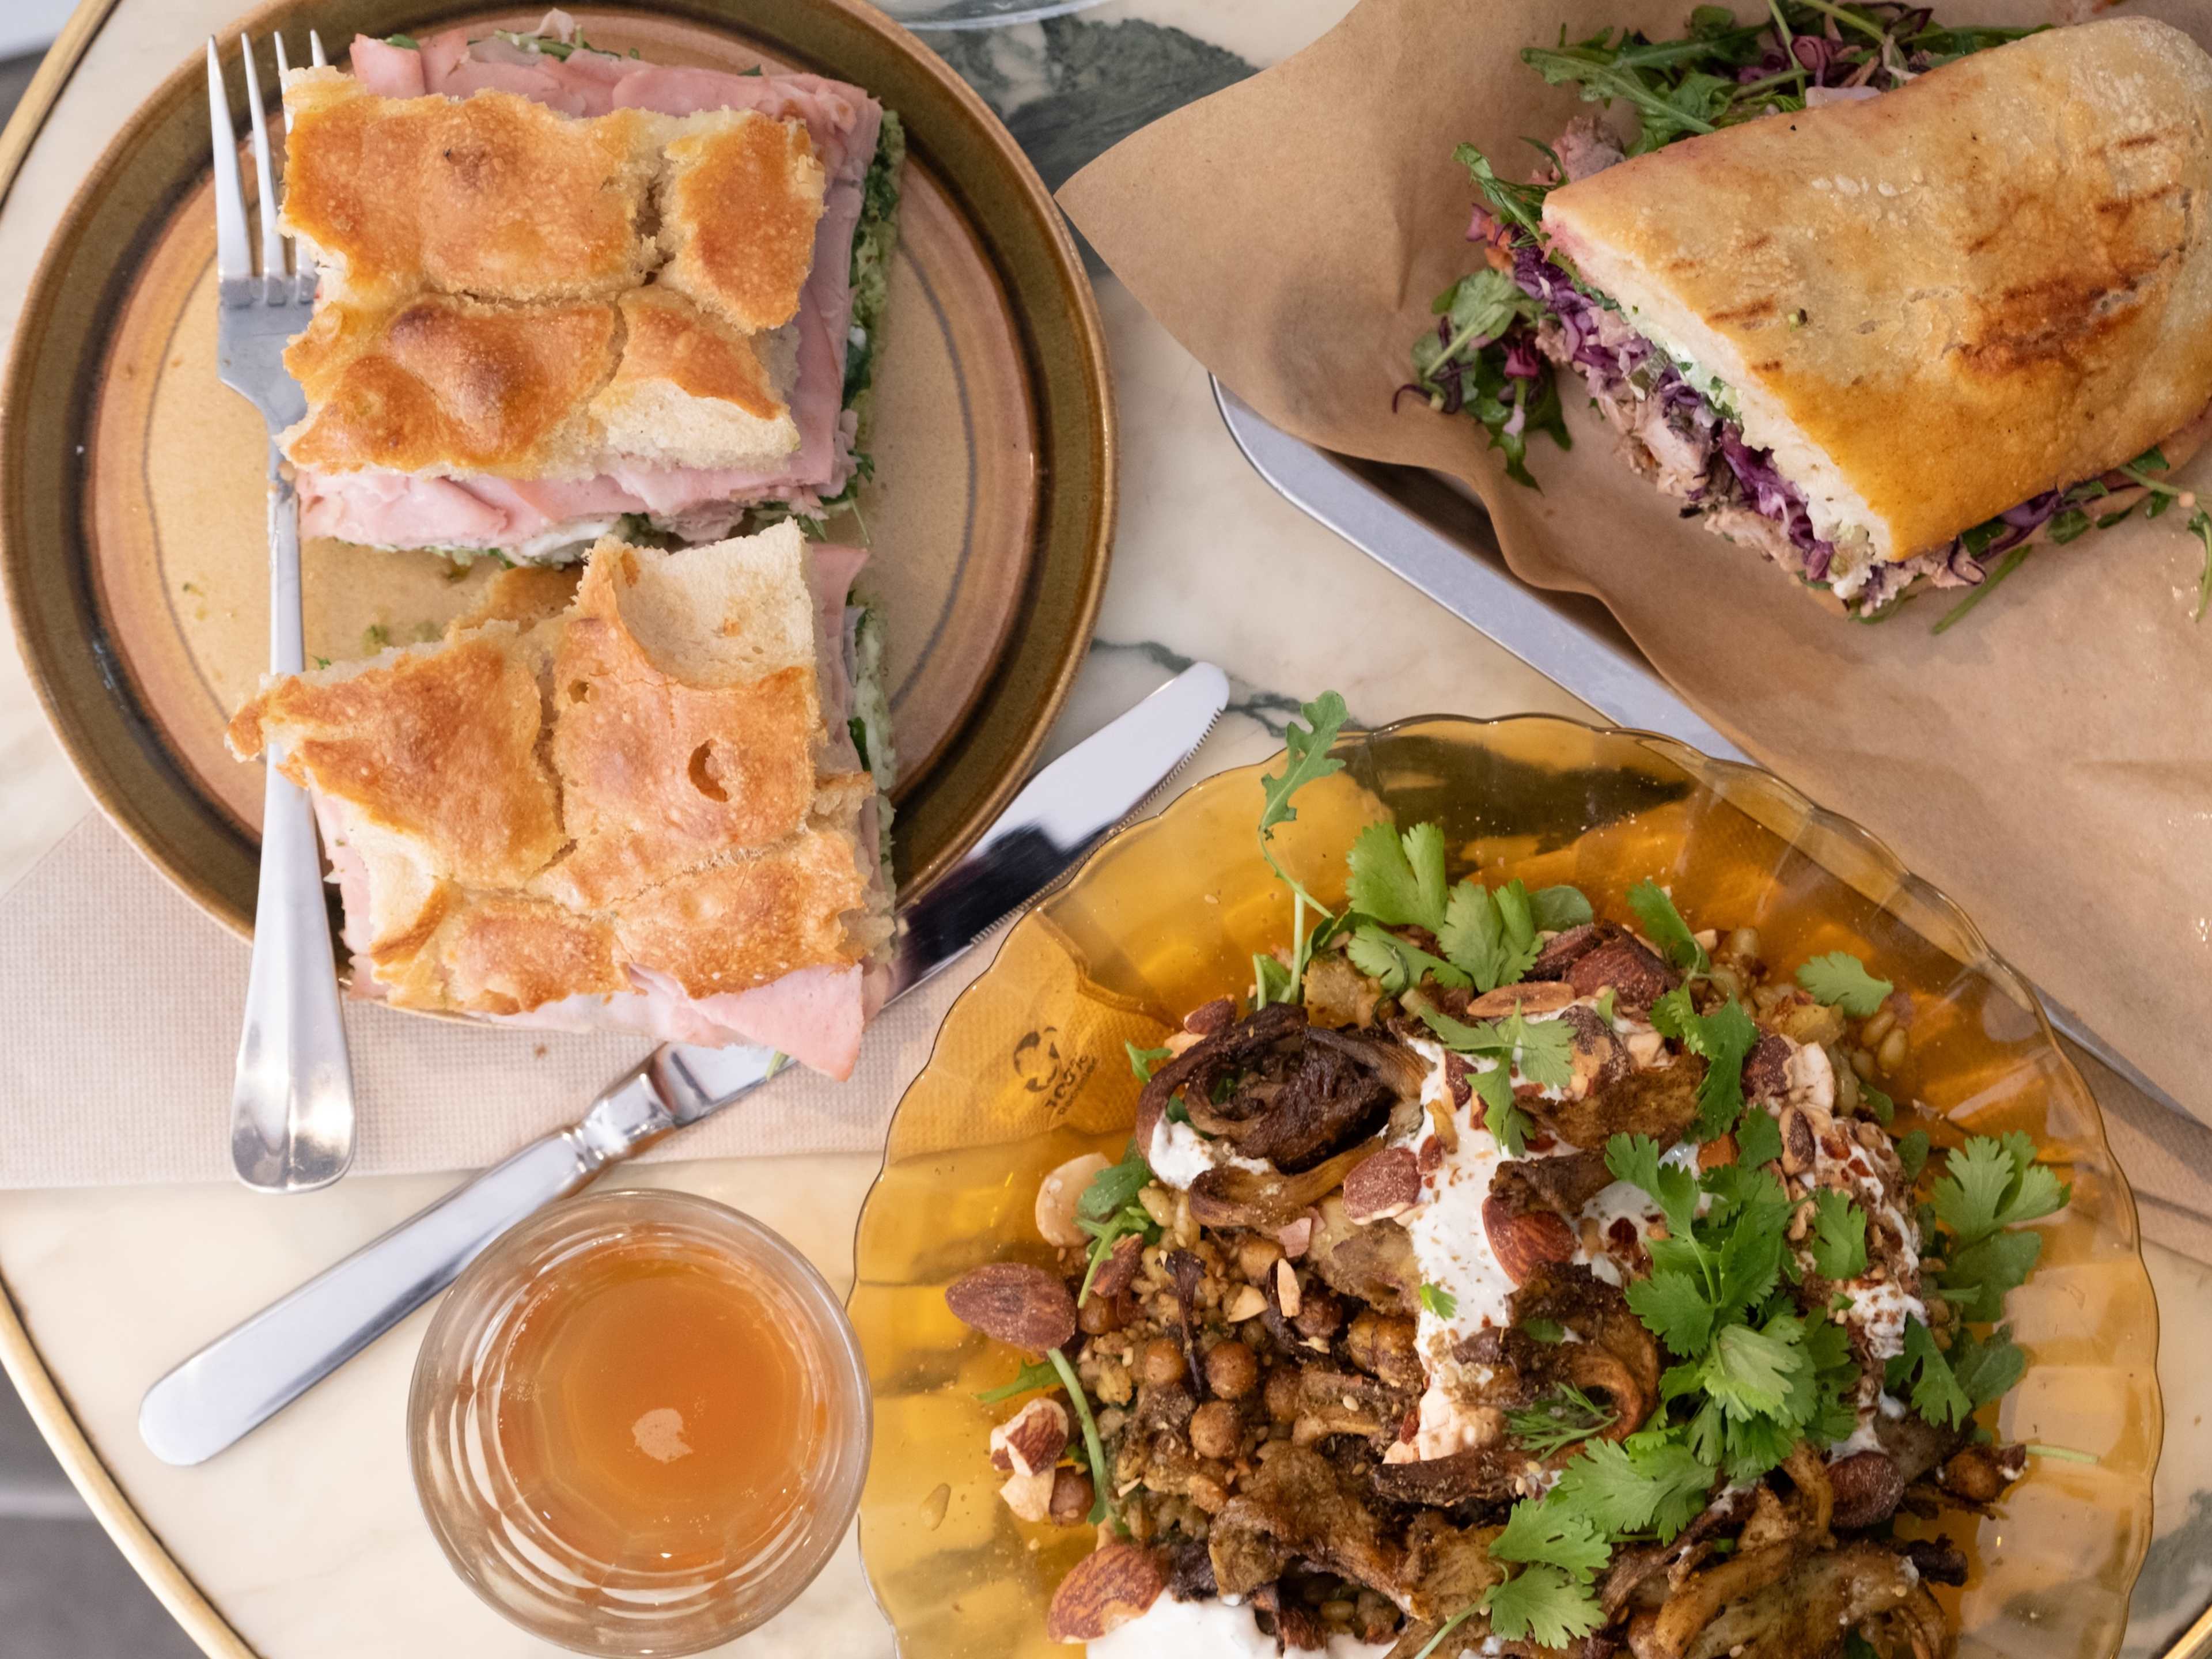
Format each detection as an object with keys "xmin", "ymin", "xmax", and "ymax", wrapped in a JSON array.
[{"xmin": 1, "ymin": 0, "xmax": 1113, "ymax": 939}]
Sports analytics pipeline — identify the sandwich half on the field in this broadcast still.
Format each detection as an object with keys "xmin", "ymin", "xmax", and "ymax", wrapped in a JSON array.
[
  {"xmin": 279, "ymin": 12, "xmax": 906, "ymax": 563},
  {"xmin": 226, "ymin": 522, "xmax": 896, "ymax": 1079},
  {"xmin": 1422, "ymin": 16, "xmax": 2212, "ymax": 613}
]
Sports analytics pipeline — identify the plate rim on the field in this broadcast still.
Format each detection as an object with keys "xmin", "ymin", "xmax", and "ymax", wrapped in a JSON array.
[
  {"xmin": 0, "ymin": 0, "xmax": 1115, "ymax": 940},
  {"xmin": 848, "ymin": 708, "xmax": 2166, "ymax": 1659}
]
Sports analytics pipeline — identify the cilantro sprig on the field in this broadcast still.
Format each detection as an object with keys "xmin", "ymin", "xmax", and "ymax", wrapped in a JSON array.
[
  {"xmin": 1124, "ymin": 1042, "xmax": 1172, "ymax": 1083},
  {"xmin": 1930, "ymin": 1132, "xmax": 2069, "ymax": 1322},
  {"xmin": 1649, "ymin": 988, "xmax": 1759, "ymax": 1141},
  {"xmin": 1796, "ymin": 952, "xmax": 1894, "ymax": 1017},
  {"xmin": 1344, "ymin": 821, "xmax": 1592, "ymax": 996},
  {"xmin": 1626, "ymin": 880, "xmax": 1708, "ymax": 979},
  {"xmin": 1420, "ymin": 1002, "xmax": 1577, "ymax": 1154},
  {"xmin": 1807, "ymin": 1190, "xmax": 1869, "ymax": 1281}
]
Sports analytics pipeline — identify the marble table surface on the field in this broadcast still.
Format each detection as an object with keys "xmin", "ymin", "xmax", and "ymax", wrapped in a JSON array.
[{"xmin": 0, "ymin": 2, "xmax": 2205, "ymax": 1657}]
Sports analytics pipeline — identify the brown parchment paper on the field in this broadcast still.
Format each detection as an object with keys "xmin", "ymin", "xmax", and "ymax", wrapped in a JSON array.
[{"xmin": 1059, "ymin": 0, "xmax": 2212, "ymax": 1123}]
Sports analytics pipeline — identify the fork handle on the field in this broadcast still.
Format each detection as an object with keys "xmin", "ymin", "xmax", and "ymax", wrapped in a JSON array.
[{"xmin": 232, "ymin": 445, "xmax": 354, "ymax": 1190}]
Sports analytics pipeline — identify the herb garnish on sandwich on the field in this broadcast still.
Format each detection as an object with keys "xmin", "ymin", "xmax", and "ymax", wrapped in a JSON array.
[{"xmin": 1407, "ymin": 9, "xmax": 2212, "ymax": 623}]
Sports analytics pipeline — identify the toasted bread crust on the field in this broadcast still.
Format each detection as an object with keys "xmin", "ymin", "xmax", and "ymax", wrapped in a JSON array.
[
  {"xmin": 1541, "ymin": 18, "xmax": 2212, "ymax": 560},
  {"xmin": 226, "ymin": 531, "xmax": 877, "ymax": 1016},
  {"xmin": 226, "ymin": 628, "xmax": 566, "ymax": 890},
  {"xmin": 280, "ymin": 69, "xmax": 658, "ymax": 305},
  {"xmin": 539, "ymin": 542, "xmax": 820, "ymax": 912},
  {"xmin": 607, "ymin": 287, "xmax": 787, "ymax": 421},
  {"xmin": 658, "ymin": 109, "xmax": 829, "ymax": 332},
  {"xmin": 282, "ymin": 295, "xmax": 619, "ymax": 476}
]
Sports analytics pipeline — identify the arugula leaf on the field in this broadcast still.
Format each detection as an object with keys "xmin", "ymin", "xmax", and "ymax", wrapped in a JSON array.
[
  {"xmin": 1350, "ymin": 925, "xmax": 1469, "ymax": 995},
  {"xmin": 1257, "ymin": 694, "xmax": 1349, "ymax": 915},
  {"xmin": 1505, "ymin": 1387, "xmax": 1618, "ymax": 1457},
  {"xmin": 1896, "ymin": 1128, "xmax": 1933, "ymax": 1183},
  {"xmin": 1531, "ymin": 884, "xmax": 1596, "ymax": 931},
  {"xmin": 975, "ymin": 1358, "xmax": 1059, "ymax": 1403},
  {"xmin": 1419, "ymin": 1282, "xmax": 1459, "ymax": 1320},
  {"xmin": 1077, "ymin": 1143, "xmax": 1152, "ymax": 1225},
  {"xmin": 1253, "ymin": 952, "xmax": 1294, "ymax": 1007},
  {"xmin": 1453, "ymin": 142, "xmax": 1550, "ymax": 244},
  {"xmin": 1795, "ymin": 952, "xmax": 1894, "ymax": 1017},
  {"xmin": 1887, "ymin": 1317, "xmax": 1974, "ymax": 1429},
  {"xmin": 1627, "ymin": 880, "xmax": 1709, "ymax": 977},
  {"xmin": 1808, "ymin": 1190, "xmax": 1869, "ymax": 1280},
  {"xmin": 1484, "ymin": 1565, "xmax": 1604, "ymax": 1647},
  {"xmin": 1074, "ymin": 1145, "xmax": 1161, "ymax": 1304},
  {"xmin": 1347, "ymin": 821, "xmax": 1450, "ymax": 931},
  {"xmin": 1859, "ymin": 1081, "xmax": 1895, "ymax": 1125},
  {"xmin": 1733, "ymin": 1108, "xmax": 1783, "ymax": 1171},
  {"xmin": 1933, "ymin": 1134, "xmax": 2069, "ymax": 1245},
  {"xmin": 1047, "ymin": 1346, "xmax": 1115, "ymax": 1522},
  {"xmin": 1124, "ymin": 1042, "xmax": 1172, "ymax": 1083}
]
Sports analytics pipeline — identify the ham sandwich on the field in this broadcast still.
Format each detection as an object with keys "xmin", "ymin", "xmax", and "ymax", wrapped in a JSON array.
[
  {"xmin": 279, "ymin": 16, "xmax": 903, "ymax": 562},
  {"xmin": 226, "ymin": 524, "xmax": 895, "ymax": 1079}
]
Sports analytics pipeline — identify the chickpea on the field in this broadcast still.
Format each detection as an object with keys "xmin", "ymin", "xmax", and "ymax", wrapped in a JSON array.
[
  {"xmin": 1236, "ymin": 1236, "xmax": 1284, "ymax": 1282},
  {"xmin": 1078, "ymin": 1291, "xmax": 1125, "ymax": 1336},
  {"xmin": 1344, "ymin": 1312, "xmax": 1420, "ymax": 1388},
  {"xmin": 1048, "ymin": 1468, "xmax": 1093, "ymax": 1525},
  {"xmin": 1264, "ymin": 1366, "xmax": 1304, "ymax": 1423},
  {"xmin": 1189, "ymin": 1399, "xmax": 1243, "ymax": 1460},
  {"xmin": 1138, "ymin": 1336, "xmax": 1187, "ymax": 1389},
  {"xmin": 1204, "ymin": 1338, "xmax": 1260, "ymax": 1400},
  {"xmin": 1878, "ymin": 1028, "xmax": 1909, "ymax": 1073},
  {"xmin": 1725, "ymin": 927, "xmax": 1761, "ymax": 961}
]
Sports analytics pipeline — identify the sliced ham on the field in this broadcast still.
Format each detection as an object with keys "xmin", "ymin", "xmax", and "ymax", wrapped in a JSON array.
[{"xmin": 315, "ymin": 31, "xmax": 882, "ymax": 550}]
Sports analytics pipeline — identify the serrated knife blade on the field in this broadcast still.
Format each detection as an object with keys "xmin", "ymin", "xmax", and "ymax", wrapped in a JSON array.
[{"xmin": 139, "ymin": 664, "xmax": 1232, "ymax": 1465}]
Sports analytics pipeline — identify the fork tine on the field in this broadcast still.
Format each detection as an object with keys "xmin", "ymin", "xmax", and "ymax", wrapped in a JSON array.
[
  {"xmin": 239, "ymin": 38, "xmax": 286, "ymax": 294},
  {"xmin": 205, "ymin": 39, "xmax": 251, "ymax": 286},
  {"xmin": 273, "ymin": 35, "xmax": 294, "ymax": 131},
  {"xmin": 310, "ymin": 30, "xmax": 327, "ymax": 69}
]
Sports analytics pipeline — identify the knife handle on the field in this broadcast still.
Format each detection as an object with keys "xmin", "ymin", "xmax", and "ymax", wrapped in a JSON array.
[{"xmin": 138, "ymin": 1067, "xmax": 679, "ymax": 1467}]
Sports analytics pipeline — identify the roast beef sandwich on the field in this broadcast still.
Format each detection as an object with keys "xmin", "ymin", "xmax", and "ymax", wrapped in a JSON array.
[
  {"xmin": 278, "ymin": 12, "xmax": 904, "ymax": 563},
  {"xmin": 226, "ymin": 522, "xmax": 896, "ymax": 1080},
  {"xmin": 1415, "ymin": 12, "xmax": 2212, "ymax": 619}
]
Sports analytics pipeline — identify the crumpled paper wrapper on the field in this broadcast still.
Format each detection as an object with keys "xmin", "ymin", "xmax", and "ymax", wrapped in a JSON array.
[{"xmin": 1059, "ymin": 0, "xmax": 2212, "ymax": 1123}]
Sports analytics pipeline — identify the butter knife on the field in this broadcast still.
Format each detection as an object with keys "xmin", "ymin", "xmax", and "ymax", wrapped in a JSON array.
[{"xmin": 139, "ymin": 663, "xmax": 1232, "ymax": 1466}]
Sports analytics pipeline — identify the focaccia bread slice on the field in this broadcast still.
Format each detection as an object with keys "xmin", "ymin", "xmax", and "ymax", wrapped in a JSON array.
[
  {"xmin": 1540, "ymin": 17, "xmax": 2212, "ymax": 564},
  {"xmin": 279, "ymin": 67, "xmax": 664, "ymax": 305},
  {"xmin": 280, "ymin": 287, "xmax": 802, "ymax": 478},
  {"xmin": 225, "ymin": 522, "xmax": 892, "ymax": 1077}
]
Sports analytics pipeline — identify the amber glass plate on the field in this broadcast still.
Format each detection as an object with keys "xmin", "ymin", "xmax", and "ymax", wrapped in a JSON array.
[
  {"xmin": 851, "ymin": 715, "xmax": 2161, "ymax": 1659},
  {"xmin": 1, "ymin": 0, "xmax": 1112, "ymax": 937}
]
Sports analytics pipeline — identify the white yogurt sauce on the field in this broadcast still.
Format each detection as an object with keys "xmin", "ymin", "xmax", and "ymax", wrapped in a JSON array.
[
  {"xmin": 1089, "ymin": 1594, "xmax": 1397, "ymax": 1659},
  {"xmin": 1147, "ymin": 1115, "xmax": 1272, "ymax": 1191}
]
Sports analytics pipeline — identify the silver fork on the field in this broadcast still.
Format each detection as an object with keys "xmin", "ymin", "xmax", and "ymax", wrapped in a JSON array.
[{"xmin": 207, "ymin": 32, "xmax": 355, "ymax": 1193}]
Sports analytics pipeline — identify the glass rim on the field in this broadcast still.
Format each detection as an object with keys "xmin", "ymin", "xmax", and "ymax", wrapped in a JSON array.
[{"xmin": 410, "ymin": 1187, "xmax": 873, "ymax": 1657}]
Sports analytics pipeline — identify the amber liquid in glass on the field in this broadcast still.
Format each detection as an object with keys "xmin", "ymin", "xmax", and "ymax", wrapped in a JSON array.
[{"xmin": 494, "ymin": 1238, "xmax": 828, "ymax": 1575}]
